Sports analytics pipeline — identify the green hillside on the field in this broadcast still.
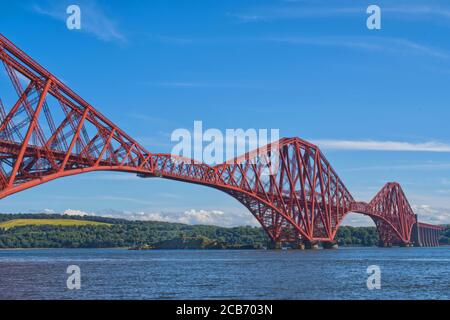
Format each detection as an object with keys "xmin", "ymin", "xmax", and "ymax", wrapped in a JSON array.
[
  {"xmin": 0, "ymin": 218, "xmax": 111, "ymax": 230},
  {"xmin": 0, "ymin": 213, "xmax": 447, "ymax": 249}
]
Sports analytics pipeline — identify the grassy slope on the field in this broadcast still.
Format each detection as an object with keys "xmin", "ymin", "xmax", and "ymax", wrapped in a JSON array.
[{"xmin": 0, "ymin": 219, "xmax": 111, "ymax": 230}]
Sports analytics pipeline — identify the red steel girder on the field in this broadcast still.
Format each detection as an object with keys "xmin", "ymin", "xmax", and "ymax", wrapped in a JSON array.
[{"xmin": 0, "ymin": 34, "xmax": 443, "ymax": 246}]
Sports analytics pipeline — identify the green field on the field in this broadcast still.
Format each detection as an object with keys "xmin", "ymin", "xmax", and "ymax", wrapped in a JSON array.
[{"xmin": 0, "ymin": 218, "xmax": 111, "ymax": 230}]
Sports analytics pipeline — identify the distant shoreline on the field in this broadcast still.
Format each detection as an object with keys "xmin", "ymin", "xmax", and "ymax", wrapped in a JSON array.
[
  {"xmin": 1, "ymin": 213, "xmax": 448, "ymax": 249},
  {"xmin": 1, "ymin": 245, "xmax": 448, "ymax": 251}
]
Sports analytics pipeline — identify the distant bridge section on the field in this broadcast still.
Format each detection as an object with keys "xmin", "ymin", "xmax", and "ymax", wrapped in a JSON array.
[{"xmin": 412, "ymin": 223, "xmax": 445, "ymax": 247}]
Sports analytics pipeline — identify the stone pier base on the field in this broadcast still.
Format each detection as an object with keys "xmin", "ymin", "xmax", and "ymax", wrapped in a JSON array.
[
  {"xmin": 268, "ymin": 241, "xmax": 282, "ymax": 250},
  {"xmin": 304, "ymin": 241, "xmax": 320, "ymax": 250},
  {"xmin": 322, "ymin": 241, "xmax": 339, "ymax": 249},
  {"xmin": 295, "ymin": 241, "xmax": 306, "ymax": 250},
  {"xmin": 378, "ymin": 240, "xmax": 393, "ymax": 248},
  {"xmin": 400, "ymin": 243, "xmax": 413, "ymax": 247}
]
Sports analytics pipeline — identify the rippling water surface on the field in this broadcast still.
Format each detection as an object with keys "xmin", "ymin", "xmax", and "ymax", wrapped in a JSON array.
[{"xmin": 0, "ymin": 247, "xmax": 448, "ymax": 299}]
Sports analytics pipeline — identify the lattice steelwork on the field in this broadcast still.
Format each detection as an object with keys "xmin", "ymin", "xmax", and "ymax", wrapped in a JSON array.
[{"xmin": 0, "ymin": 34, "xmax": 443, "ymax": 247}]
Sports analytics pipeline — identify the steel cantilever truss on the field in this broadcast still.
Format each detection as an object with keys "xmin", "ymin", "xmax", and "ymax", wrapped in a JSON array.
[
  {"xmin": 0, "ymin": 34, "xmax": 155, "ymax": 199},
  {"xmin": 0, "ymin": 34, "xmax": 443, "ymax": 247}
]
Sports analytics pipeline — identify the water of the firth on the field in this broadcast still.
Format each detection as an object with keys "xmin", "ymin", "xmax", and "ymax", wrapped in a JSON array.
[{"xmin": 0, "ymin": 247, "xmax": 448, "ymax": 300}]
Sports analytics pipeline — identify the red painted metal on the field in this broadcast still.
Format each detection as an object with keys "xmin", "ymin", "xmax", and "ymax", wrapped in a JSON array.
[{"xmin": 0, "ymin": 34, "xmax": 444, "ymax": 246}]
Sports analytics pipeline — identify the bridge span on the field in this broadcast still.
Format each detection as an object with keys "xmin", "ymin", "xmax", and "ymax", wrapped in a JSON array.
[{"xmin": 0, "ymin": 34, "xmax": 444, "ymax": 248}]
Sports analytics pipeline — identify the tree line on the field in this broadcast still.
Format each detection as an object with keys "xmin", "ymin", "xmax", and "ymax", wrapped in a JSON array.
[{"xmin": 0, "ymin": 214, "xmax": 448, "ymax": 249}]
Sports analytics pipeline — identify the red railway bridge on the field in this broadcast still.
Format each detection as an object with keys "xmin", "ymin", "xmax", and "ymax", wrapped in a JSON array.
[{"xmin": 0, "ymin": 34, "xmax": 444, "ymax": 248}]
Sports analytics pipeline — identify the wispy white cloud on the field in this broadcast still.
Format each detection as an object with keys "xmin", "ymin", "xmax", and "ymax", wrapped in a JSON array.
[
  {"xmin": 229, "ymin": 5, "xmax": 362, "ymax": 22},
  {"xmin": 407, "ymin": 193, "xmax": 450, "ymax": 209},
  {"xmin": 342, "ymin": 205, "xmax": 450, "ymax": 226},
  {"xmin": 42, "ymin": 208, "xmax": 94, "ymax": 216},
  {"xmin": 412, "ymin": 205, "xmax": 450, "ymax": 225},
  {"xmin": 131, "ymin": 209, "xmax": 258, "ymax": 227},
  {"xmin": 313, "ymin": 139, "xmax": 450, "ymax": 152},
  {"xmin": 230, "ymin": 3, "xmax": 450, "ymax": 23},
  {"xmin": 343, "ymin": 162, "xmax": 450, "ymax": 172},
  {"xmin": 150, "ymin": 34, "xmax": 449, "ymax": 60},
  {"xmin": 29, "ymin": 205, "xmax": 450, "ymax": 227},
  {"xmin": 63, "ymin": 209, "xmax": 93, "ymax": 216},
  {"xmin": 32, "ymin": 1, "xmax": 126, "ymax": 43},
  {"xmin": 267, "ymin": 36, "xmax": 450, "ymax": 59},
  {"xmin": 58, "ymin": 208, "xmax": 260, "ymax": 227},
  {"xmin": 382, "ymin": 5, "xmax": 450, "ymax": 19},
  {"xmin": 436, "ymin": 189, "xmax": 450, "ymax": 195},
  {"xmin": 341, "ymin": 212, "xmax": 375, "ymax": 227}
]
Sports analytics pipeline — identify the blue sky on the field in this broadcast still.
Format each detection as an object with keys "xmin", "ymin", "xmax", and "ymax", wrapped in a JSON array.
[{"xmin": 1, "ymin": 0, "xmax": 450, "ymax": 226}]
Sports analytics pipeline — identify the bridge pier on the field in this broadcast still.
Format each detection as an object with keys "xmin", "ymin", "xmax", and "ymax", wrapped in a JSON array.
[
  {"xmin": 415, "ymin": 223, "xmax": 442, "ymax": 247},
  {"xmin": 423, "ymin": 227, "xmax": 430, "ymax": 247},
  {"xmin": 412, "ymin": 220, "xmax": 422, "ymax": 247},
  {"xmin": 322, "ymin": 241, "xmax": 338, "ymax": 249},
  {"xmin": 378, "ymin": 240, "xmax": 392, "ymax": 248},
  {"xmin": 304, "ymin": 241, "xmax": 320, "ymax": 250},
  {"xmin": 400, "ymin": 242, "xmax": 413, "ymax": 247},
  {"xmin": 432, "ymin": 228, "xmax": 439, "ymax": 246},
  {"xmin": 267, "ymin": 240, "xmax": 282, "ymax": 250},
  {"xmin": 294, "ymin": 239, "xmax": 306, "ymax": 250}
]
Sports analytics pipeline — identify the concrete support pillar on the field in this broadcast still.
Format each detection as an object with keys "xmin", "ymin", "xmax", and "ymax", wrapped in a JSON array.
[
  {"xmin": 415, "ymin": 224, "xmax": 422, "ymax": 247},
  {"xmin": 378, "ymin": 240, "xmax": 392, "ymax": 248},
  {"xmin": 434, "ymin": 229, "xmax": 440, "ymax": 246},
  {"xmin": 322, "ymin": 241, "xmax": 338, "ymax": 249},
  {"xmin": 268, "ymin": 240, "xmax": 282, "ymax": 250},
  {"xmin": 295, "ymin": 240, "xmax": 306, "ymax": 250},
  {"xmin": 304, "ymin": 240, "xmax": 320, "ymax": 250},
  {"xmin": 417, "ymin": 227, "xmax": 422, "ymax": 247},
  {"xmin": 421, "ymin": 227, "xmax": 427, "ymax": 247},
  {"xmin": 412, "ymin": 220, "xmax": 422, "ymax": 247},
  {"xmin": 400, "ymin": 242, "xmax": 412, "ymax": 247}
]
